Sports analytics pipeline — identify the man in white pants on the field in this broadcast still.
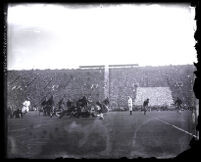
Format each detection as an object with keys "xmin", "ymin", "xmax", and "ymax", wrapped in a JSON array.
[
  {"xmin": 128, "ymin": 96, "xmax": 133, "ymax": 115},
  {"xmin": 22, "ymin": 97, "xmax": 31, "ymax": 113}
]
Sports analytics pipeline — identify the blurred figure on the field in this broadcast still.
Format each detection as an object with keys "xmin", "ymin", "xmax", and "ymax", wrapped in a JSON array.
[
  {"xmin": 66, "ymin": 99, "xmax": 72, "ymax": 110},
  {"xmin": 58, "ymin": 96, "xmax": 65, "ymax": 111},
  {"xmin": 55, "ymin": 96, "xmax": 68, "ymax": 118},
  {"xmin": 103, "ymin": 97, "xmax": 110, "ymax": 112},
  {"xmin": 47, "ymin": 95, "xmax": 55, "ymax": 116},
  {"xmin": 47, "ymin": 95, "xmax": 55, "ymax": 117},
  {"xmin": 143, "ymin": 98, "xmax": 149, "ymax": 115},
  {"xmin": 22, "ymin": 97, "xmax": 31, "ymax": 114},
  {"xmin": 96, "ymin": 101, "xmax": 104, "ymax": 120},
  {"xmin": 41, "ymin": 96, "xmax": 48, "ymax": 116},
  {"xmin": 90, "ymin": 106, "xmax": 96, "ymax": 117},
  {"xmin": 128, "ymin": 96, "xmax": 133, "ymax": 115},
  {"xmin": 13, "ymin": 108, "xmax": 23, "ymax": 118},
  {"xmin": 175, "ymin": 97, "xmax": 182, "ymax": 113},
  {"xmin": 7, "ymin": 105, "xmax": 14, "ymax": 118},
  {"xmin": 96, "ymin": 101, "xmax": 102, "ymax": 113},
  {"xmin": 81, "ymin": 96, "xmax": 88, "ymax": 109},
  {"xmin": 33, "ymin": 105, "xmax": 37, "ymax": 111},
  {"xmin": 99, "ymin": 113, "xmax": 104, "ymax": 120},
  {"xmin": 103, "ymin": 97, "xmax": 110, "ymax": 106}
]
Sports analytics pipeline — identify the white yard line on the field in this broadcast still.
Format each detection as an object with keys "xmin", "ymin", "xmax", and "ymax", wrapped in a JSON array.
[
  {"xmin": 154, "ymin": 117, "xmax": 197, "ymax": 139},
  {"xmin": 8, "ymin": 127, "xmax": 27, "ymax": 132},
  {"xmin": 8, "ymin": 122, "xmax": 54, "ymax": 132}
]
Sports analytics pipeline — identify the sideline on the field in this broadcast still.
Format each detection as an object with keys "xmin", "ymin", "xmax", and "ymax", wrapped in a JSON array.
[{"xmin": 154, "ymin": 117, "xmax": 197, "ymax": 139}]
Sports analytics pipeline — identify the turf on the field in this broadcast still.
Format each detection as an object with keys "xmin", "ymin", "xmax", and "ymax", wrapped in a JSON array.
[{"xmin": 7, "ymin": 111, "xmax": 195, "ymax": 159}]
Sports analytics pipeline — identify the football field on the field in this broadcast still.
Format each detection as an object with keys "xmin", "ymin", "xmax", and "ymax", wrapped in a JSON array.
[{"xmin": 7, "ymin": 110, "xmax": 196, "ymax": 159}]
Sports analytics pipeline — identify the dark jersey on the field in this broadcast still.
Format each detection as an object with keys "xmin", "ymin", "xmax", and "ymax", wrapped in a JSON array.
[
  {"xmin": 58, "ymin": 98, "xmax": 65, "ymax": 106},
  {"xmin": 47, "ymin": 96, "xmax": 55, "ymax": 107},
  {"xmin": 41, "ymin": 99, "xmax": 47, "ymax": 107},
  {"xmin": 175, "ymin": 99, "xmax": 182, "ymax": 106},
  {"xmin": 66, "ymin": 100, "xmax": 72, "ymax": 108},
  {"xmin": 143, "ymin": 100, "xmax": 149, "ymax": 107},
  {"xmin": 103, "ymin": 98, "xmax": 109, "ymax": 105}
]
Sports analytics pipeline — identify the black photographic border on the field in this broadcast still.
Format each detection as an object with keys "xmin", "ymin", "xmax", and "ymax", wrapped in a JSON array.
[{"xmin": 1, "ymin": 0, "xmax": 200, "ymax": 160}]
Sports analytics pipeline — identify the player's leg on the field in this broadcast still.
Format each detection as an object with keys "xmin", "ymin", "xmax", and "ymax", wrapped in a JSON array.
[{"xmin": 144, "ymin": 106, "xmax": 147, "ymax": 115}]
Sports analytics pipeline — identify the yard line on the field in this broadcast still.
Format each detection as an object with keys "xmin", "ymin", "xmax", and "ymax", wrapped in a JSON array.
[
  {"xmin": 8, "ymin": 127, "xmax": 27, "ymax": 132},
  {"xmin": 8, "ymin": 122, "xmax": 53, "ymax": 132},
  {"xmin": 154, "ymin": 117, "xmax": 197, "ymax": 139}
]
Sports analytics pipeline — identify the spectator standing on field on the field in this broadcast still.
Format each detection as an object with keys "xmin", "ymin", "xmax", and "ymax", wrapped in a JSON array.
[{"xmin": 128, "ymin": 96, "xmax": 133, "ymax": 115}]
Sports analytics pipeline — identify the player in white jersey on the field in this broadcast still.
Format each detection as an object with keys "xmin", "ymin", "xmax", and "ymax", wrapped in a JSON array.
[
  {"xmin": 128, "ymin": 96, "xmax": 133, "ymax": 115},
  {"xmin": 22, "ymin": 97, "xmax": 31, "ymax": 113}
]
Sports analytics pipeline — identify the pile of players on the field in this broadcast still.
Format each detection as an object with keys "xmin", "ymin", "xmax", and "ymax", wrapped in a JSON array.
[{"xmin": 41, "ymin": 96, "xmax": 110, "ymax": 119}]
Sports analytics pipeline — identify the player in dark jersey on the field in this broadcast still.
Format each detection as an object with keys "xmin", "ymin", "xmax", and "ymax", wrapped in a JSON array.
[
  {"xmin": 175, "ymin": 97, "xmax": 182, "ymax": 113},
  {"xmin": 143, "ymin": 98, "xmax": 149, "ymax": 115}
]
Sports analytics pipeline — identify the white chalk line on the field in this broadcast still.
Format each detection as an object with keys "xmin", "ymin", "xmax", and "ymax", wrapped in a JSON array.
[
  {"xmin": 154, "ymin": 117, "xmax": 197, "ymax": 138},
  {"xmin": 8, "ymin": 122, "xmax": 55, "ymax": 132},
  {"xmin": 8, "ymin": 127, "xmax": 27, "ymax": 132}
]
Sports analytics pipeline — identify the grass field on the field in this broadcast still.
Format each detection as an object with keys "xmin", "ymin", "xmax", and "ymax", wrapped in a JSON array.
[{"xmin": 7, "ymin": 110, "xmax": 196, "ymax": 159}]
